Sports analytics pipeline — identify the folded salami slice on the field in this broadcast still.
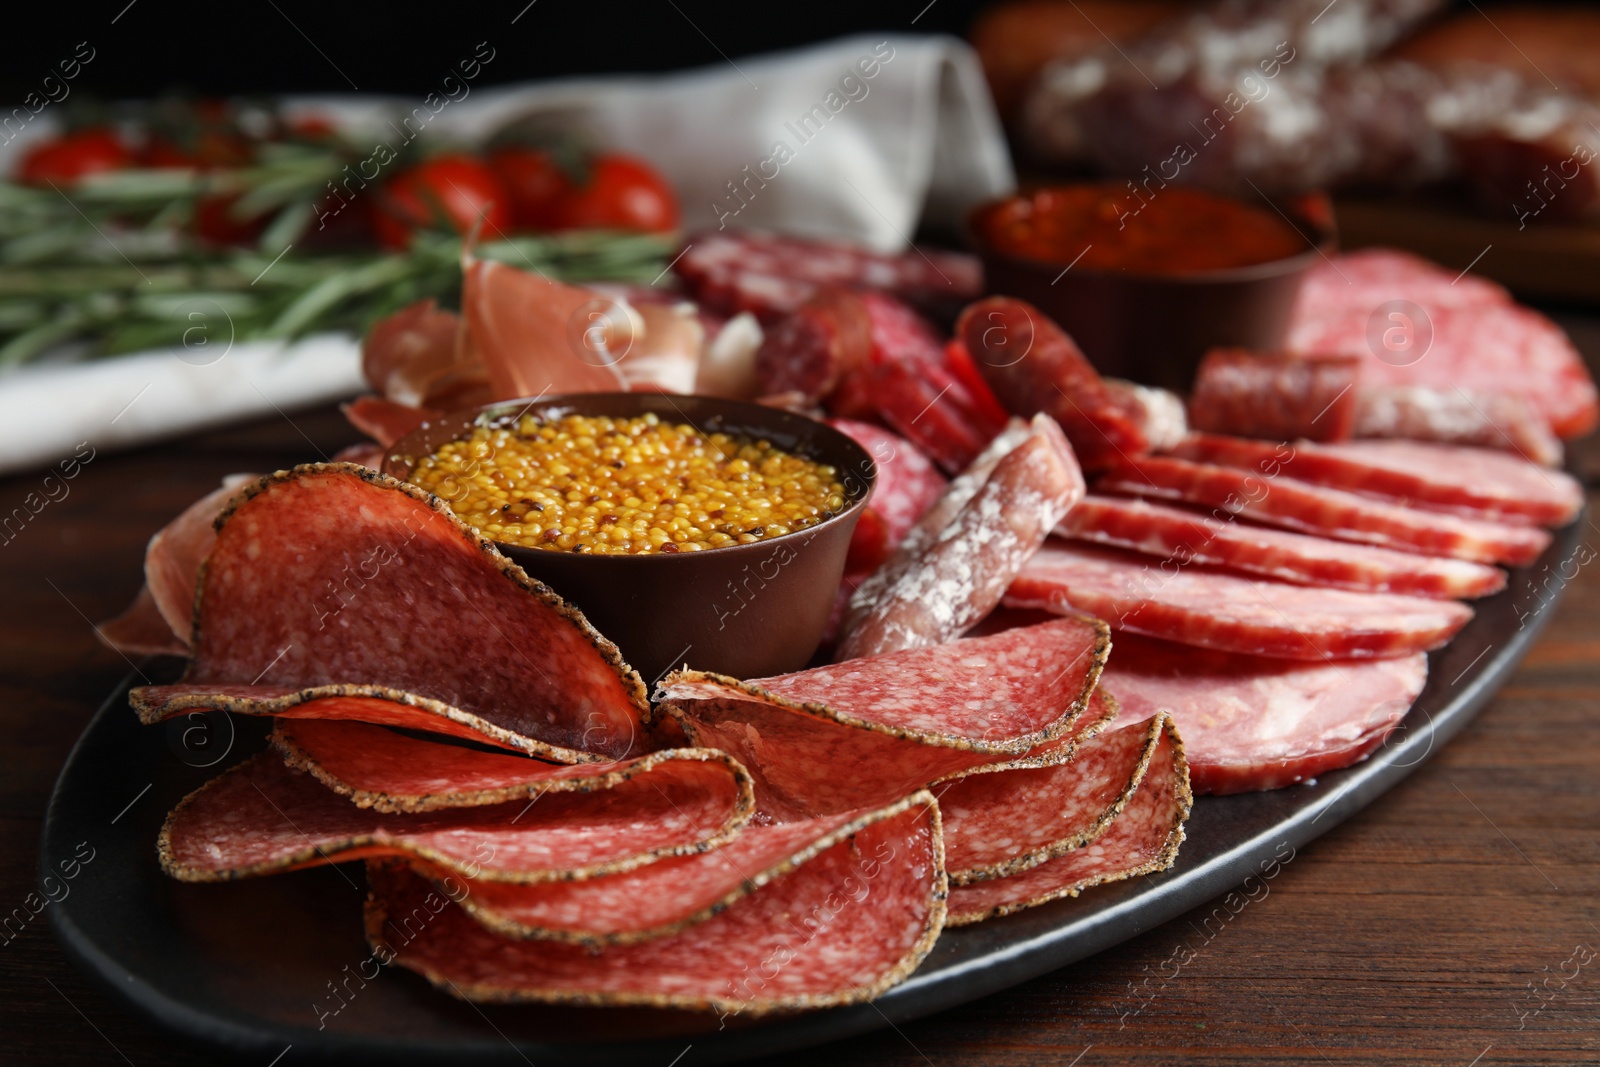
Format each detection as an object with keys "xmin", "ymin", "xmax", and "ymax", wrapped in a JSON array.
[
  {"xmin": 1059, "ymin": 494, "xmax": 1506, "ymax": 599},
  {"xmin": 127, "ymin": 465, "xmax": 650, "ymax": 762},
  {"xmin": 946, "ymin": 713, "xmax": 1189, "ymax": 925},
  {"xmin": 1008, "ymin": 541, "xmax": 1472, "ymax": 660},
  {"xmin": 1188, "ymin": 349, "xmax": 1360, "ymax": 443},
  {"xmin": 161, "ymin": 746, "xmax": 749, "ymax": 883},
  {"xmin": 363, "ymin": 790, "xmax": 946, "ymax": 1011},
  {"xmin": 936, "ymin": 705, "xmax": 1175, "ymax": 884},
  {"xmin": 838, "ymin": 415, "xmax": 1085, "ymax": 659},
  {"xmin": 1097, "ymin": 455, "xmax": 1550, "ymax": 565},
  {"xmin": 1101, "ymin": 632, "xmax": 1426, "ymax": 794},
  {"xmin": 1170, "ymin": 434, "xmax": 1583, "ymax": 527},
  {"xmin": 659, "ymin": 615, "xmax": 1109, "ymax": 818}
]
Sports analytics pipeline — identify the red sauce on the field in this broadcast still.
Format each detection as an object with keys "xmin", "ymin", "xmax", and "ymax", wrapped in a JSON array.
[{"xmin": 976, "ymin": 183, "xmax": 1310, "ymax": 274}]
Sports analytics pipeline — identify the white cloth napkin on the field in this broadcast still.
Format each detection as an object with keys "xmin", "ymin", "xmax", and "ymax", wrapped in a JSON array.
[{"xmin": 0, "ymin": 34, "xmax": 1012, "ymax": 476}]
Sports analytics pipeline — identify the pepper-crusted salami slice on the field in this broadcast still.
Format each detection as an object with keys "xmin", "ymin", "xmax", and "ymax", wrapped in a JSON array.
[
  {"xmin": 1101, "ymin": 633, "xmax": 1426, "ymax": 794},
  {"xmin": 1188, "ymin": 349, "xmax": 1360, "ymax": 442},
  {"xmin": 127, "ymin": 465, "xmax": 649, "ymax": 761},
  {"xmin": 364, "ymin": 789, "xmax": 945, "ymax": 1011},
  {"xmin": 960, "ymin": 296, "xmax": 1151, "ymax": 469},
  {"xmin": 673, "ymin": 230, "xmax": 981, "ymax": 323},
  {"xmin": 837, "ymin": 415, "xmax": 1085, "ymax": 659},
  {"xmin": 1008, "ymin": 541, "xmax": 1473, "ymax": 659},
  {"xmin": 160, "ymin": 748, "xmax": 749, "ymax": 883},
  {"xmin": 1059, "ymin": 494, "xmax": 1506, "ymax": 599},
  {"xmin": 270, "ymin": 719, "xmax": 753, "ymax": 818},
  {"xmin": 659, "ymin": 615, "xmax": 1109, "ymax": 818},
  {"xmin": 937, "ymin": 707, "xmax": 1172, "ymax": 883},
  {"xmin": 1170, "ymin": 434, "xmax": 1583, "ymax": 527},
  {"xmin": 946, "ymin": 713, "xmax": 1189, "ymax": 925},
  {"xmin": 1098, "ymin": 455, "xmax": 1551, "ymax": 565}
]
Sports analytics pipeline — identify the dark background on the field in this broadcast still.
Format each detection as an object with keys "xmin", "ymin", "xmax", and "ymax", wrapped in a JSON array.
[{"xmin": 2, "ymin": 0, "xmax": 994, "ymax": 101}]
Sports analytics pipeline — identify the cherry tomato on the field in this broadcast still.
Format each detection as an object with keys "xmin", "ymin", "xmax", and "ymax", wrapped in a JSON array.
[
  {"xmin": 195, "ymin": 192, "xmax": 268, "ymax": 246},
  {"xmin": 372, "ymin": 155, "xmax": 511, "ymax": 251},
  {"xmin": 283, "ymin": 114, "xmax": 341, "ymax": 143},
  {"xmin": 487, "ymin": 146, "xmax": 571, "ymax": 232},
  {"xmin": 17, "ymin": 129, "xmax": 134, "ymax": 186},
  {"xmin": 552, "ymin": 154, "xmax": 679, "ymax": 233}
]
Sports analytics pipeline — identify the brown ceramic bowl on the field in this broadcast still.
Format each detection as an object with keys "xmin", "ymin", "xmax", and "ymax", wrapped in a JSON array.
[
  {"xmin": 383, "ymin": 394, "xmax": 875, "ymax": 686},
  {"xmin": 969, "ymin": 190, "xmax": 1335, "ymax": 393}
]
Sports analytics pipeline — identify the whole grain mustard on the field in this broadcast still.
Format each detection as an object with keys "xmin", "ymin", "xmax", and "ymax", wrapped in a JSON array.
[{"xmin": 410, "ymin": 412, "xmax": 847, "ymax": 554}]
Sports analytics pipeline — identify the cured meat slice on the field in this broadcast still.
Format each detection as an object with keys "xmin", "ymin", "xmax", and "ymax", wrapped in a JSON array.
[
  {"xmin": 1170, "ymin": 433, "xmax": 1583, "ymax": 527},
  {"xmin": 946, "ymin": 713, "xmax": 1189, "ymax": 925},
  {"xmin": 132, "ymin": 684, "xmax": 608, "ymax": 760},
  {"xmin": 1097, "ymin": 455, "xmax": 1551, "ymax": 565},
  {"xmin": 673, "ymin": 230, "xmax": 981, "ymax": 323},
  {"xmin": 343, "ymin": 395, "xmax": 438, "ymax": 449},
  {"xmin": 1105, "ymin": 379, "xmax": 1188, "ymax": 453},
  {"xmin": 1007, "ymin": 541, "xmax": 1473, "ymax": 659},
  {"xmin": 126, "ymin": 465, "xmax": 650, "ymax": 761},
  {"xmin": 1188, "ymin": 349, "xmax": 1360, "ymax": 443},
  {"xmin": 98, "ymin": 585, "xmax": 188, "ymax": 657},
  {"xmin": 361, "ymin": 299, "xmax": 470, "ymax": 408},
  {"xmin": 410, "ymin": 799, "xmax": 932, "ymax": 944},
  {"xmin": 270, "ymin": 719, "xmax": 753, "ymax": 818},
  {"xmin": 960, "ymin": 296, "xmax": 1153, "ymax": 470},
  {"xmin": 659, "ymin": 615, "xmax": 1110, "ymax": 818},
  {"xmin": 1059, "ymin": 494, "xmax": 1506, "ymax": 600},
  {"xmin": 936, "ymin": 706, "xmax": 1172, "ymax": 883},
  {"xmin": 838, "ymin": 415, "xmax": 1084, "ymax": 659},
  {"xmin": 461, "ymin": 256, "xmax": 627, "ymax": 400},
  {"xmin": 1351, "ymin": 386, "xmax": 1563, "ymax": 468},
  {"xmin": 1101, "ymin": 633, "xmax": 1426, "ymax": 794},
  {"xmin": 1287, "ymin": 250, "xmax": 1598, "ymax": 439},
  {"xmin": 828, "ymin": 419, "xmax": 946, "ymax": 574},
  {"xmin": 161, "ymin": 748, "xmax": 748, "ymax": 882},
  {"xmin": 363, "ymin": 788, "xmax": 945, "ymax": 1011},
  {"xmin": 755, "ymin": 290, "xmax": 872, "ymax": 410}
]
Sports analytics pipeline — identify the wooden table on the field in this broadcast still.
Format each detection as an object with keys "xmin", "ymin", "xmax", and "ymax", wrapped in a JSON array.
[{"xmin": 5, "ymin": 384, "xmax": 1599, "ymax": 1066}]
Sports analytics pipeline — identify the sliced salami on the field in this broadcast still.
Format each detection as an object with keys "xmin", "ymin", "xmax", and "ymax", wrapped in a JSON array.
[
  {"xmin": 363, "ymin": 788, "xmax": 945, "ymax": 1012},
  {"xmin": 1170, "ymin": 433, "xmax": 1583, "ymax": 527},
  {"xmin": 1098, "ymin": 455, "xmax": 1551, "ymax": 565},
  {"xmin": 754, "ymin": 289, "xmax": 871, "ymax": 408},
  {"xmin": 127, "ymin": 465, "xmax": 650, "ymax": 761},
  {"xmin": 1188, "ymin": 349, "xmax": 1360, "ymax": 443},
  {"xmin": 1101, "ymin": 632, "xmax": 1426, "ymax": 794},
  {"xmin": 1007, "ymin": 541, "xmax": 1473, "ymax": 659},
  {"xmin": 1059, "ymin": 494, "xmax": 1506, "ymax": 599},
  {"xmin": 946, "ymin": 713, "xmax": 1189, "ymax": 925},
  {"xmin": 959, "ymin": 296, "xmax": 1153, "ymax": 470},
  {"xmin": 160, "ymin": 748, "xmax": 749, "ymax": 883},
  {"xmin": 1351, "ymin": 386, "xmax": 1563, "ymax": 468},
  {"xmin": 673, "ymin": 230, "xmax": 981, "ymax": 323},
  {"xmin": 658, "ymin": 615, "xmax": 1110, "ymax": 818},
  {"xmin": 936, "ymin": 708, "xmax": 1172, "ymax": 884},
  {"xmin": 270, "ymin": 719, "xmax": 753, "ymax": 818},
  {"xmin": 828, "ymin": 419, "xmax": 947, "ymax": 574},
  {"xmin": 838, "ymin": 415, "xmax": 1085, "ymax": 659}
]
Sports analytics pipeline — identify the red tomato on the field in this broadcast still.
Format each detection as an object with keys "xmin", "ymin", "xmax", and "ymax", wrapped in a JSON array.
[
  {"xmin": 195, "ymin": 192, "xmax": 268, "ymax": 246},
  {"xmin": 142, "ymin": 131, "xmax": 254, "ymax": 170},
  {"xmin": 552, "ymin": 154, "xmax": 679, "ymax": 233},
  {"xmin": 487, "ymin": 146, "xmax": 571, "ymax": 232},
  {"xmin": 372, "ymin": 155, "xmax": 511, "ymax": 251},
  {"xmin": 17, "ymin": 129, "xmax": 134, "ymax": 185}
]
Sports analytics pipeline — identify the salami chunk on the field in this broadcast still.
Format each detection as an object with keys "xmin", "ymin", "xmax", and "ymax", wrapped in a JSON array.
[
  {"xmin": 363, "ymin": 790, "xmax": 945, "ymax": 1011},
  {"xmin": 1098, "ymin": 455, "xmax": 1550, "ymax": 565},
  {"xmin": 659, "ymin": 616, "xmax": 1109, "ymax": 818},
  {"xmin": 673, "ymin": 230, "xmax": 981, "ymax": 323},
  {"xmin": 946, "ymin": 713, "xmax": 1189, "ymax": 925},
  {"xmin": 126, "ymin": 465, "xmax": 650, "ymax": 762},
  {"xmin": 960, "ymin": 297, "xmax": 1152, "ymax": 469},
  {"xmin": 1188, "ymin": 349, "xmax": 1359, "ymax": 442},
  {"xmin": 1059, "ymin": 494, "xmax": 1506, "ymax": 599},
  {"xmin": 1101, "ymin": 633, "xmax": 1426, "ymax": 794},
  {"xmin": 1170, "ymin": 433, "xmax": 1583, "ymax": 527},
  {"xmin": 160, "ymin": 746, "xmax": 749, "ymax": 882},
  {"xmin": 1008, "ymin": 541, "xmax": 1473, "ymax": 659},
  {"xmin": 1351, "ymin": 386, "xmax": 1563, "ymax": 468},
  {"xmin": 937, "ymin": 705, "xmax": 1174, "ymax": 883},
  {"xmin": 838, "ymin": 415, "xmax": 1084, "ymax": 659},
  {"xmin": 1287, "ymin": 249, "xmax": 1598, "ymax": 439}
]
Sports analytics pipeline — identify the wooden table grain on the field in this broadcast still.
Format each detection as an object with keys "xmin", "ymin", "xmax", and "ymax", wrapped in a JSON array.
[{"xmin": 3, "ymin": 397, "xmax": 1598, "ymax": 1067}]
